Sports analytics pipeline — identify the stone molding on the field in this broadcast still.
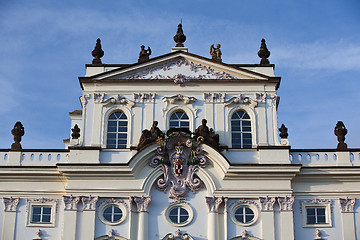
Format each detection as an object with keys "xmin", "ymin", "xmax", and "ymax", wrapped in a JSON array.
[
  {"xmin": 259, "ymin": 196, "xmax": 276, "ymax": 212},
  {"xmin": 130, "ymin": 196, "xmax": 151, "ymax": 213},
  {"xmin": 255, "ymin": 93, "xmax": 267, "ymax": 103},
  {"xmin": 3, "ymin": 197, "xmax": 20, "ymax": 212},
  {"xmin": 82, "ymin": 195, "xmax": 99, "ymax": 211},
  {"xmin": 278, "ymin": 196, "xmax": 295, "ymax": 211},
  {"xmin": 80, "ymin": 94, "xmax": 91, "ymax": 106},
  {"xmin": 63, "ymin": 195, "xmax": 80, "ymax": 211},
  {"xmin": 338, "ymin": 197, "xmax": 356, "ymax": 213},
  {"xmin": 26, "ymin": 198, "xmax": 59, "ymax": 212},
  {"xmin": 102, "ymin": 95, "xmax": 135, "ymax": 108},
  {"xmin": 203, "ymin": 93, "xmax": 225, "ymax": 103},
  {"xmin": 94, "ymin": 93, "xmax": 105, "ymax": 103},
  {"xmin": 224, "ymin": 95, "xmax": 258, "ymax": 108},
  {"xmin": 300, "ymin": 199, "xmax": 332, "ymax": 214},
  {"xmin": 205, "ymin": 196, "xmax": 224, "ymax": 213}
]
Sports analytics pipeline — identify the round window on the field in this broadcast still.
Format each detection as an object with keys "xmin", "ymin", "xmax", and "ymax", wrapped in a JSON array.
[
  {"xmin": 98, "ymin": 201, "xmax": 127, "ymax": 226},
  {"xmin": 234, "ymin": 206, "xmax": 254, "ymax": 223},
  {"xmin": 165, "ymin": 203, "xmax": 194, "ymax": 227},
  {"xmin": 230, "ymin": 203, "xmax": 259, "ymax": 226},
  {"xmin": 103, "ymin": 205, "xmax": 123, "ymax": 223}
]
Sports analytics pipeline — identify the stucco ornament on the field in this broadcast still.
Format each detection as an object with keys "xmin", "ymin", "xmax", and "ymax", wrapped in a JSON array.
[
  {"xmin": 162, "ymin": 229, "xmax": 195, "ymax": 240},
  {"xmin": 3, "ymin": 197, "xmax": 20, "ymax": 212},
  {"xmin": 33, "ymin": 229, "xmax": 42, "ymax": 240},
  {"xmin": 338, "ymin": 197, "xmax": 356, "ymax": 213},
  {"xmin": 150, "ymin": 129, "xmax": 208, "ymax": 200}
]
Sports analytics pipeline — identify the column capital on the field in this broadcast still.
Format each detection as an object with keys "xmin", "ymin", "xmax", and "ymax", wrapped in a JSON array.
[
  {"xmin": 82, "ymin": 195, "xmax": 98, "ymax": 211},
  {"xmin": 278, "ymin": 196, "xmax": 294, "ymax": 211},
  {"xmin": 3, "ymin": 197, "xmax": 20, "ymax": 212},
  {"xmin": 259, "ymin": 196, "xmax": 276, "ymax": 212},
  {"xmin": 63, "ymin": 195, "xmax": 80, "ymax": 211},
  {"xmin": 131, "ymin": 196, "xmax": 151, "ymax": 212},
  {"xmin": 339, "ymin": 197, "xmax": 356, "ymax": 213},
  {"xmin": 205, "ymin": 196, "xmax": 223, "ymax": 213}
]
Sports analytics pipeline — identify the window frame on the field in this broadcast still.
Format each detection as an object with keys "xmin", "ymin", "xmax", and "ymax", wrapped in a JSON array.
[
  {"xmin": 169, "ymin": 111, "xmax": 190, "ymax": 129},
  {"xmin": 106, "ymin": 111, "xmax": 128, "ymax": 149},
  {"xmin": 230, "ymin": 202, "xmax": 259, "ymax": 227},
  {"xmin": 164, "ymin": 106, "xmax": 195, "ymax": 132},
  {"xmin": 26, "ymin": 200, "xmax": 57, "ymax": 227},
  {"xmin": 301, "ymin": 201, "xmax": 332, "ymax": 228},
  {"xmin": 98, "ymin": 200, "xmax": 127, "ymax": 226},
  {"xmin": 164, "ymin": 202, "xmax": 194, "ymax": 227},
  {"xmin": 230, "ymin": 110, "xmax": 252, "ymax": 149}
]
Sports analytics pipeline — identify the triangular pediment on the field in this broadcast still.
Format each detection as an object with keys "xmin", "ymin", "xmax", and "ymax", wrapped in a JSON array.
[{"xmin": 92, "ymin": 52, "xmax": 269, "ymax": 81}]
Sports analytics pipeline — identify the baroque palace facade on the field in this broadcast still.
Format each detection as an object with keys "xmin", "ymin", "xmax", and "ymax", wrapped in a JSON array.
[{"xmin": 1, "ymin": 25, "xmax": 359, "ymax": 240}]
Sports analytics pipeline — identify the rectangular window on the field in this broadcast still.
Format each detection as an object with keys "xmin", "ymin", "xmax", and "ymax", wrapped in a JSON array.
[
  {"xmin": 306, "ymin": 207, "xmax": 326, "ymax": 224},
  {"xmin": 27, "ymin": 200, "xmax": 57, "ymax": 227},
  {"xmin": 301, "ymin": 200, "xmax": 332, "ymax": 228}
]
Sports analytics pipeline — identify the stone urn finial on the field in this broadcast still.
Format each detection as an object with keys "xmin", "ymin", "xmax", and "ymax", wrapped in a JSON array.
[
  {"xmin": 334, "ymin": 121, "xmax": 348, "ymax": 150},
  {"xmin": 258, "ymin": 38, "xmax": 270, "ymax": 65},
  {"xmin": 91, "ymin": 38, "xmax": 104, "ymax": 64},
  {"xmin": 173, "ymin": 23, "xmax": 186, "ymax": 47},
  {"xmin": 71, "ymin": 124, "xmax": 80, "ymax": 139},
  {"xmin": 11, "ymin": 121, "xmax": 24, "ymax": 150},
  {"xmin": 279, "ymin": 124, "xmax": 288, "ymax": 139}
]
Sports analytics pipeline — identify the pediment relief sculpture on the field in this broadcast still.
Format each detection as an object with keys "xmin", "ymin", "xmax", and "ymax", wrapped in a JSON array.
[{"xmin": 121, "ymin": 57, "xmax": 236, "ymax": 82}]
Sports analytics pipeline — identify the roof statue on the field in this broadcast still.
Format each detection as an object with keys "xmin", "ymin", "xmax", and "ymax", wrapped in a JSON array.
[
  {"xmin": 91, "ymin": 38, "xmax": 104, "ymax": 64},
  {"xmin": 194, "ymin": 119, "xmax": 221, "ymax": 151},
  {"xmin": 71, "ymin": 124, "xmax": 80, "ymax": 139},
  {"xmin": 138, "ymin": 45, "xmax": 152, "ymax": 63},
  {"xmin": 257, "ymin": 38, "xmax": 270, "ymax": 65},
  {"xmin": 11, "ymin": 121, "xmax": 24, "ymax": 151},
  {"xmin": 210, "ymin": 44, "xmax": 222, "ymax": 62},
  {"xmin": 136, "ymin": 121, "xmax": 164, "ymax": 151},
  {"xmin": 334, "ymin": 121, "xmax": 348, "ymax": 150},
  {"xmin": 173, "ymin": 23, "xmax": 186, "ymax": 47}
]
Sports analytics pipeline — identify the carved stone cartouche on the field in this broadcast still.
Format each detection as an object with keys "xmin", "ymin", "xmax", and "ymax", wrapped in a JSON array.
[
  {"xmin": 11, "ymin": 121, "xmax": 24, "ymax": 150},
  {"xmin": 194, "ymin": 119, "xmax": 220, "ymax": 151},
  {"xmin": 138, "ymin": 45, "xmax": 152, "ymax": 63},
  {"xmin": 173, "ymin": 24, "xmax": 186, "ymax": 47},
  {"xmin": 71, "ymin": 124, "xmax": 80, "ymax": 139},
  {"xmin": 279, "ymin": 124, "xmax": 288, "ymax": 139},
  {"xmin": 258, "ymin": 38, "xmax": 270, "ymax": 65},
  {"xmin": 91, "ymin": 38, "xmax": 104, "ymax": 64},
  {"xmin": 137, "ymin": 121, "xmax": 164, "ymax": 151},
  {"xmin": 334, "ymin": 121, "xmax": 347, "ymax": 150},
  {"xmin": 210, "ymin": 44, "xmax": 222, "ymax": 62}
]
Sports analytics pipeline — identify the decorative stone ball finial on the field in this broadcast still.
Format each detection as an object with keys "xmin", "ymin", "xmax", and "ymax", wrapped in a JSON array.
[
  {"xmin": 334, "ymin": 121, "xmax": 348, "ymax": 150},
  {"xmin": 210, "ymin": 44, "xmax": 222, "ymax": 62},
  {"xmin": 91, "ymin": 38, "xmax": 104, "ymax": 64},
  {"xmin": 71, "ymin": 124, "xmax": 80, "ymax": 139},
  {"xmin": 258, "ymin": 38, "xmax": 270, "ymax": 65},
  {"xmin": 138, "ymin": 45, "xmax": 152, "ymax": 63},
  {"xmin": 279, "ymin": 124, "xmax": 288, "ymax": 139},
  {"xmin": 11, "ymin": 121, "xmax": 24, "ymax": 151},
  {"xmin": 173, "ymin": 24, "xmax": 186, "ymax": 47}
]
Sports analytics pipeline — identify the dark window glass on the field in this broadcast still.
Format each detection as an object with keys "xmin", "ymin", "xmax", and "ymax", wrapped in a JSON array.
[
  {"xmin": 231, "ymin": 111, "xmax": 252, "ymax": 148},
  {"xmin": 169, "ymin": 111, "xmax": 189, "ymax": 129},
  {"xmin": 107, "ymin": 112, "xmax": 128, "ymax": 149}
]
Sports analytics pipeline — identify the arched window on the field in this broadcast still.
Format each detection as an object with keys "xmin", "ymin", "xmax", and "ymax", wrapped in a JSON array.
[
  {"xmin": 169, "ymin": 111, "xmax": 189, "ymax": 129},
  {"xmin": 231, "ymin": 111, "xmax": 252, "ymax": 148},
  {"xmin": 107, "ymin": 111, "xmax": 128, "ymax": 149}
]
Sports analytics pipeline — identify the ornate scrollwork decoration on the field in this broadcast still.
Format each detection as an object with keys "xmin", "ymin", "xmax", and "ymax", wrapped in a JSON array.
[{"xmin": 149, "ymin": 130, "xmax": 208, "ymax": 200}]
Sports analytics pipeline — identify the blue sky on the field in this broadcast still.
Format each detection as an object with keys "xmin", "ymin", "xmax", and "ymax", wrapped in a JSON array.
[{"xmin": 0, "ymin": 0, "xmax": 359, "ymax": 149}]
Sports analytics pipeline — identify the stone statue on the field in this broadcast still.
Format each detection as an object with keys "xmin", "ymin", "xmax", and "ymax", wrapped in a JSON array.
[
  {"xmin": 334, "ymin": 121, "xmax": 347, "ymax": 150},
  {"xmin": 173, "ymin": 23, "xmax": 186, "ymax": 47},
  {"xmin": 91, "ymin": 38, "xmax": 104, "ymax": 64},
  {"xmin": 11, "ymin": 121, "xmax": 24, "ymax": 150},
  {"xmin": 138, "ymin": 45, "xmax": 152, "ymax": 63},
  {"xmin": 210, "ymin": 44, "xmax": 222, "ymax": 62},
  {"xmin": 194, "ymin": 119, "xmax": 220, "ymax": 151},
  {"xmin": 258, "ymin": 38, "xmax": 270, "ymax": 65},
  {"xmin": 137, "ymin": 121, "xmax": 164, "ymax": 150}
]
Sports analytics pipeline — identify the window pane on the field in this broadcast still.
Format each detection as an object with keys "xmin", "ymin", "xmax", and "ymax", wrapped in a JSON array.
[
  {"xmin": 180, "ymin": 208, "xmax": 187, "ymax": 215},
  {"xmin": 180, "ymin": 216, "xmax": 188, "ymax": 223},
  {"xmin": 119, "ymin": 121, "xmax": 127, "ymax": 126},
  {"xmin": 243, "ymin": 126, "xmax": 251, "ymax": 131},
  {"xmin": 32, "ymin": 214, "xmax": 41, "ymax": 222},
  {"xmin": 245, "ymin": 215, "xmax": 254, "ymax": 222},
  {"xmin": 307, "ymin": 208, "xmax": 315, "ymax": 215},
  {"xmin": 42, "ymin": 215, "xmax": 51, "ymax": 223},
  {"xmin": 307, "ymin": 216, "xmax": 316, "ymax": 224},
  {"xmin": 118, "ymin": 127, "xmax": 127, "ymax": 132},
  {"xmin": 317, "ymin": 208, "xmax": 325, "ymax": 215},
  {"xmin": 43, "ymin": 207, "xmax": 51, "ymax": 214},
  {"xmin": 33, "ymin": 207, "xmax": 41, "ymax": 214},
  {"xmin": 242, "ymin": 121, "xmax": 251, "ymax": 126},
  {"xmin": 317, "ymin": 215, "xmax": 326, "ymax": 223}
]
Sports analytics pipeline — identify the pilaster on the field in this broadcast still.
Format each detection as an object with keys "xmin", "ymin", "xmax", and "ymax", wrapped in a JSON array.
[
  {"xmin": 206, "ymin": 196, "xmax": 223, "ymax": 240},
  {"xmin": 79, "ymin": 196, "xmax": 98, "ymax": 240},
  {"xmin": 338, "ymin": 198, "xmax": 356, "ymax": 240},
  {"xmin": 277, "ymin": 196, "xmax": 294, "ymax": 240},
  {"xmin": 61, "ymin": 195, "xmax": 80, "ymax": 240},
  {"xmin": 2, "ymin": 197, "xmax": 20, "ymax": 240},
  {"xmin": 131, "ymin": 196, "xmax": 151, "ymax": 240},
  {"xmin": 259, "ymin": 197, "xmax": 276, "ymax": 240}
]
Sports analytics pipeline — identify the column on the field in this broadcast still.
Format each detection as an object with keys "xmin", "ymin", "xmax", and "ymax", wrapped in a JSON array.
[
  {"xmin": 259, "ymin": 197, "xmax": 276, "ymax": 240},
  {"xmin": 61, "ymin": 195, "xmax": 80, "ymax": 240},
  {"xmin": 277, "ymin": 196, "xmax": 295, "ymax": 240},
  {"xmin": 79, "ymin": 196, "xmax": 98, "ymax": 240},
  {"xmin": 206, "ymin": 196, "xmax": 223, "ymax": 240},
  {"xmin": 2, "ymin": 197, "xmax": 19, "ymax": 240},
  {"xmin": 91, "ymin": 97, "xmax": 103, "ymax": 146},
  {"xmin": 131, "ymin": 196, "xmax": 151, "ymax": 240},
  {"xmin": 339, "ymin": 198, "xmax": 356, "ymax": 240},
  {"xmin": 223, "ymin": 197, "xmax": 228, "ymax": 240}
]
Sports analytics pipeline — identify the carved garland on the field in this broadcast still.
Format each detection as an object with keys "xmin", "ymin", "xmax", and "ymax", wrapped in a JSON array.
[{"xmin": 149, "ymin": 130, "xmax": 208, "ymax": 200}]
